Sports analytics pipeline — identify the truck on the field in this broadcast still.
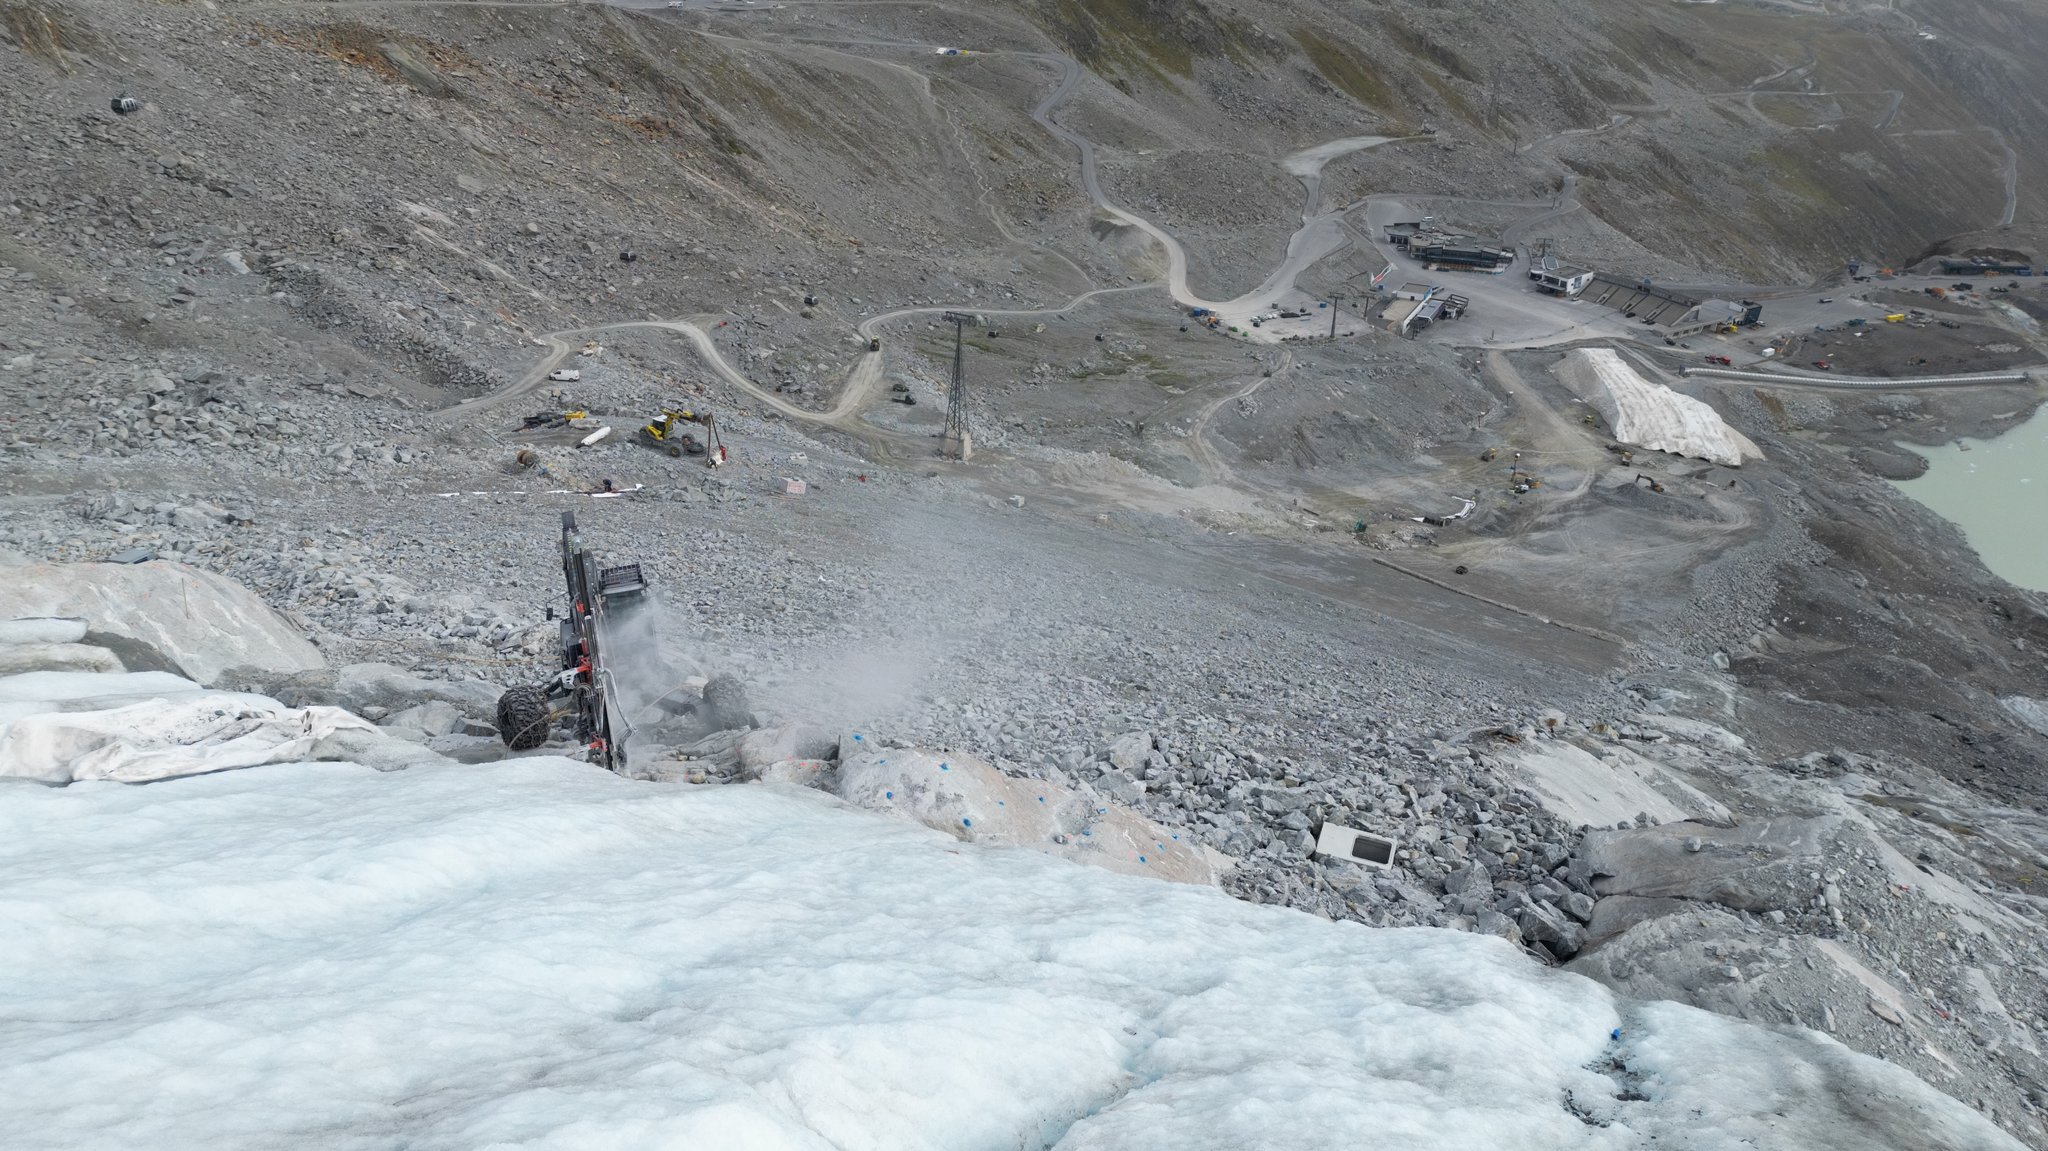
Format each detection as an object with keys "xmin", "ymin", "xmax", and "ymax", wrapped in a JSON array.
[
  {"xmin": 547, "ymin": 368, "xmax": 582, "ymax": 382},
  {"xmin": 1883, "ymin": 313, "xmax": 1906, "ymax": 323}
]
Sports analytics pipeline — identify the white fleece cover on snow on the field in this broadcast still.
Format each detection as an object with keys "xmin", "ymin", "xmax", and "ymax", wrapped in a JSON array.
[
  {"xmin": 0, "ymin": 758, "xmax": 2024, "ymax": 1151},
  {"xmin": 1579, "ymin": 348, "xmax": 1762, "ymax": 466},
  {"xmin": 0, "ymin": 690, "xmax": 376, "ymax": 784}
]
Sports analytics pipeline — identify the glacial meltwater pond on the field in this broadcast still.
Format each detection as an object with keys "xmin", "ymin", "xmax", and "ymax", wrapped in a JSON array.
[{"xmin": 1892, "ymin": 403, "xmax": 2048, "ymax": 592}]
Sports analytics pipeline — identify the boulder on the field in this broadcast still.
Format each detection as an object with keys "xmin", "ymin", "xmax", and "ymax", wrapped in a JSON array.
[
  {"xmin": 838, "ymin": 748, "xmax": 1221, "ymax": 885},
  {"xmin": 1577, "ymin": 817, "xmax": 1836, "ymax": 912},
  {"xmin": 1583, "ymin": 895, "xmax": 1688, "ymax": 945},
  {"xmin": 1474, "ymin": 908, "xmax": 1523, "ymax": 946},
  {"xmin": 756, "ymin": 758, "xmax": 835, "ymax": 790},
  {"xmin": 738, "ymin": 723, "xmax": 800, "ymax": 771},
  {"xmin": 1443, "ymin": 862, "xmax": 1492, "ymax": 897},
  {"xmin": 1516, "ymin": 898, "xmax": 1587, "ymax": 958},
  {"xmin": 0, "ymin": 561, "xmax": 322, "ymax": 686},
  {"xmin": 0, "ymin": 617, "xmax": 88, "ymax": 645},
  {"xmin": 737, "ymin": 726, "xmax": 839, "ymax": 774},
  {"xmin": 0, "ymin": 643, "xmax": 125, "ymax": 676},
  {"xmin": 225, "ymin": 663, "xmax": 501, "ymax": 720},
  {"xmin": 1101, "ymin": 730, "xmax": 1152, "ymax": 773},
  {"xmin": 382, "ymin": 701, "xmax": 477, "ymax": 739}
]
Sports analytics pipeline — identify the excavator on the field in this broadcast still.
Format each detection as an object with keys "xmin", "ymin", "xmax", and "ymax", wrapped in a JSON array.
[{"xmin": 637, "ymin": 406, "xmax": 725, "ymax": 465}]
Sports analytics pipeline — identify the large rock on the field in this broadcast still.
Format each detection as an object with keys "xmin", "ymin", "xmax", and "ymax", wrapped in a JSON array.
[
  {"xmin": 1577, "ymin": 817, "xmax": 1836, "ymax": 913},
  {"xmin": 1515, "ymin": 897, "xmax": 1587, "ymax": 958},
  {"xmin": 382, "ymin": 701, "xmax": 492, "ymax": 739},
  {"xmin": 0, "ymin": 562, "xmax": 323, "ymax": 686},
  {"xmin": 837, "ymin": 748, "xmax": 1223, "ymax": 885},
  {"xmin": 738, "ymin": 723, "xmax": 839, "ymax": 773},
  {"xmin": 1100, "ymin": 730, "xmax": 1152, "ymax": 773},
  {"xmin": 0, "ymin": 643, "xmax": 125, "ymax": 676},
  {"xmin": 1501, "ymin": 739, "xmax": 1731, "ymax": 831},
  {"xmin": 225, "ymin": 663, "xmax": 501, "ymax": 720},
  {"xmin": 0, "ymin": 617, "xmax": 88, "ymax": 645}
]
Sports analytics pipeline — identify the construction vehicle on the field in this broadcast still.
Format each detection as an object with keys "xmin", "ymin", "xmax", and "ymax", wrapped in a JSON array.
[
  {"xmin": 495, "ymin": 512, "xmax": 647, "ymax": 774},
  {"xmin": 1705, "ymin": 355, "xmax": 1733, "ymax": 366},
  {"xmin": 638, "ymin": 407, "xmax": 709, "ymax": 457},
  {"xmin": 1884, "ymin": 313, "xmax": 1907, "ymax": 323},
  {"xmin": 522, "ymin": 409, "xmax": 589, "ymax": 430},
  {"xmin": 1812, "ymin": 361, "xmax": 1832, "ymax": 371},
  {"xmin": 1633, "ymin": 473, "xmax": 1665, "ymax": 493}
]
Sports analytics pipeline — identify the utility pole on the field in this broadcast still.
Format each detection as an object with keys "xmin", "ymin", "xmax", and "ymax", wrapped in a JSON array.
[
  {"xmin": 1486, "ymin": 61, "xmax": 1500, "ymax": 132},
  {"xmin": 941, "ymin": 310, "xmax": 974, "ymax": 460},
  {"xmin": 1328, "ymin": 292, "xmax": 1345, "ymax": 339}
]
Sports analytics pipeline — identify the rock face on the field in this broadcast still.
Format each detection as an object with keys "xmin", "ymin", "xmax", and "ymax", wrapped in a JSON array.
[
  {"xmin": 1579, "ymin": 817, "xmax": 1836, "ymax": 912},
  {"xmin": 0, "ymin": 562, "xmax": 323, "ymax": 686},
  {"xmin": 225, "ymin": 663, "xmax": 501, "ymax": 720},
  {"xmin": 837, "ymin": 747, "xmax": 1222, "ymax": 885},
  {"xmin": 0, "ymin": 643, "xmax": 125, "ymax": 676}
]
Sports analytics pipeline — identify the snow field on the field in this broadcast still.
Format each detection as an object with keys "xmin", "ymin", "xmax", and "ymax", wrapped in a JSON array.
[{"xmin": 0, "ymin": 759, "xmax": 2022, "ymax": 1151}]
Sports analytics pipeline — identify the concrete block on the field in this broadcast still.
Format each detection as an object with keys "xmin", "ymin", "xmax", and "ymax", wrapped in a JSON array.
[{"xmin": 1314, "ymin": 822, "xmax": 1398, "ymax": 869}]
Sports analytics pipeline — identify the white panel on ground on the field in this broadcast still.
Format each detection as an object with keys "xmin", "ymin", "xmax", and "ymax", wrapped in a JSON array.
[{"xmin": 1313, "ymin": 821, "xmax": 1399, "ymax": 868}]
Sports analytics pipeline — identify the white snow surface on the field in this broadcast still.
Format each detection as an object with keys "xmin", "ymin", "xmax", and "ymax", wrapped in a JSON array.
[
  {"xmin": 1579, "ymin": 348, "xmax": 1762, "ymax": 466},
  {"xmin": 0, "ymin": 758, "xmax": 2022, "ymax": 1151}
]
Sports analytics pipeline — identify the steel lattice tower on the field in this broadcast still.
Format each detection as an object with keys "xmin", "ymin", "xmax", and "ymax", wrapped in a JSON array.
[{"xmin": 941, "ymin": 310, "xmax": 974, "ymax": 460}]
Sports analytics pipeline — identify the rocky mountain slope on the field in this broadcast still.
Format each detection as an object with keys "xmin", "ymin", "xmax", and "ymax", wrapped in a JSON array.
[{"xmin": 5, "ymin": 0, "xmax": 2048, "ymax": 1145}]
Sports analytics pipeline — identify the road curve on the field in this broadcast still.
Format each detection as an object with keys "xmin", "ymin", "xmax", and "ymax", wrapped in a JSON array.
[{"xmin": 439, "ymin": 285, "xmax": 1153, "ymax": 438}]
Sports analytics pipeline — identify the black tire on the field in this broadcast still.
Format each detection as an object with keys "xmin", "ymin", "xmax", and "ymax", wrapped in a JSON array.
[
  {"xmin": 701, "ymin": 674, "xmax": 752, "ymax": 732},
  {"xmin": 497, "ymin": 684, "xmax": 553, "ymax": 750}
]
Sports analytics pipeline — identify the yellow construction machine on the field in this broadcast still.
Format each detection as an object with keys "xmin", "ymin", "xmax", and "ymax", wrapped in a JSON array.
[{"xmin": 638, "ymin": 406, "xmax": 727, "ymax": 465}]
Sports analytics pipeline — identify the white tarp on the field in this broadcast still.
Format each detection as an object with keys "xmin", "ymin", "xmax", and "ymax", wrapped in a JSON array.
[
  {"xmin": 0, "ymin": 693, "xmax": 377, "ymax": 785},
  {"xmin": 1577, "ymin": 348, "xmax": 1762, "ymax": 467}
]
